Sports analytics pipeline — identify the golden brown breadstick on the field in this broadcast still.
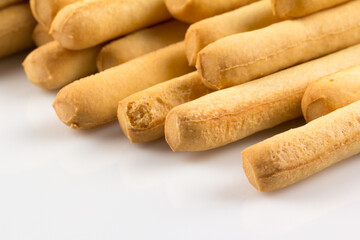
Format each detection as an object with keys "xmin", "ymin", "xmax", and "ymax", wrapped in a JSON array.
[
  {"xmin": 242, "ymin": 100, "xmax": 360, "ymax": 192},
  {"xmin": 0, "ymin": 3, "xmax": 36, "ymax": 59},
  {"xmin": 118, "ymin": 72, "xmax": 212, "ymax": 143},
  {"xmin": 197, "ymin": 0, "xmax": 360, "ymax": 90},
  {"xmin": 97, "ymin": 20, "xmax": 189, "ymax": 71},
  {"xmin": 51, "ymin": 0, "xmax": 171, "ymax": 50},
  {"xmin": 164, "ymin": 0, "xmax": 259, "ymax": 23},
  {"xmin": 0, "ymin": 0, "xmax": 25, "ymax": 10},
  {"xmin": 30, "ymin": 0, "xmax": 80, "ymax": 28},
  {"xmin": 301, "ymin": 65, "xmax": 360, "ymax": 123},
  {"xmin": 23, "ymin": 41, "xmax": 101, "ymax": 90},
  {"xmin": 165, "ymin": 44, "xmax": 360, "ymax": 152},
  {"xmin": 32, "ymin": 24, "xmax": 53, "ymax": 47},
  {"xmin": 185, "ymin": 0, "xmax": 280, "ymax": 66},
  {"xmin": 271, "ymin": 0, "xmax": 351, "ymax": 19},
  {"xmin": 53, "ymin": 42, "xmax": 194, "ymax": 129}
]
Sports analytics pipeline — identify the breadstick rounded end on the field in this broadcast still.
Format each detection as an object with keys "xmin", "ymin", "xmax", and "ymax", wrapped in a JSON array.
[
  {"xmin": 165, "ymin": 110, "xmax": 182, "ymax": 152},
  {"xmin": 53, "ymin": 101, "xmax": 80, "ymax": 129},
  {"xmin": 242, "ymin": 150, "xmax": 263, "ymax": 192},
  {"xmin": 196, "ymin": 51, "xmax": 223, "ymax": 90},
  {"xmin": 185, "ymin": 28, "xmax": 201, "ymax": 66}
]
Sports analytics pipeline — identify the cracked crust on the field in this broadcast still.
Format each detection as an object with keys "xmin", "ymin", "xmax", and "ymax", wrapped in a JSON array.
[
  {"xmin": 242, "ymin": 100, "xmax": 360, "ymax": 192},
  {"xmin": 196, "ymin": 0, "xmax": 360, "ymax": 90}
]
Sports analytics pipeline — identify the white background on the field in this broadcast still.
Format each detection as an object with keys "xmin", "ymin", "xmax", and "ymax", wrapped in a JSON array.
[{"xmin": 1, "ymin": 52, "xmax": 359, "ymax": 240}]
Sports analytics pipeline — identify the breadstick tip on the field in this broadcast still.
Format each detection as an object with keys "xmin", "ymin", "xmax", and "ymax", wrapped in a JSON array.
[
  {"xmin": 165, "ymin": 110, "xmax": 182, "ymax": 152},
  {"xmin": 196, "ymin": 51, "xmax": 222, "ymax": 90}
]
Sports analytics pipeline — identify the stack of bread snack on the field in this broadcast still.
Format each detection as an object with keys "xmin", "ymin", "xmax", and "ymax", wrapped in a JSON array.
[{"xmin": 1, "ymin": 0, "xmax": 360, "ymax": 192}]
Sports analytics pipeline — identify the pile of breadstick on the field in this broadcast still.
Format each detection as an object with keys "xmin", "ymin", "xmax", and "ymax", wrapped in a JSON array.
[{"xmin": 2, "ymin": 0, "xmax": 360, "ymax": 192}]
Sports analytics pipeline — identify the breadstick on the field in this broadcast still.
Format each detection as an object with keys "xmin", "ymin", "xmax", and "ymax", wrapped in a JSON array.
[
  {"xmin": 53, "ymin": 42, "xmax": 194, "ymax": 129},
  {"xmin": 197, "ymin": 0, "xmax": 360, "ymax": 90},
  {"xmin": 165, "ymin": 44, "xmax": 360, "ymax": 152},
  {"xmin": 185, "ymin": 0, "xmax": 280, "ymax": 66},
  {"xmin": 301, "ymin": 65, "xmax": 360, "ymax": 123},
  {"xmin": 164, "ymin": 0, "xmax": 259, "ymax": 23},
  {"xmin": 32, "ymin": 24, "xmax": 53, "ymax": 47},
  {"xmin": 97, "ymin": 20, "xmax": 189, "ymax": 71},
  {"xmin": 0, "ymin": 3, "xmax": 36, "ymax": 59},
  {"xmin": 23, "ymin": 41, "xmax": 101, "ymax": 90},
  {"xmin": 30, "ymin": 0, "xmax": 79, "ymax": 28},
  {"xmin": 118, "ymin": 72, "xmax": 212, "ymax": 143},
  {"xmin": 242, "ymin": 100, "xmax": 360, "ymax": 192},
  {"xmin": 50, "ymin": 0, "xmax": 171, "ymax": 50},
  {"xmin": 271, "ymin": 0, "xmax": 351, "ymax": 19},
  {"xmin": 0, "ymin": 0, "xmax": 25, "ymax": 10}
]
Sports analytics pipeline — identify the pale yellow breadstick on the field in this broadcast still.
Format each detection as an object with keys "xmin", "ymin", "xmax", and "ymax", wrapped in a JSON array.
[
  {"xmin": 242, "ymin": 100, "xmax": 360, "ymax": 192},
  {"xmin": 301, "ymin": 65, "xmax": 360, "ymax": 123},
  {"xmin": 0, "ymin": 3, "xmax": 36, "ymax": 59},
  {"xmin": 32, "ymin": 24, "xmax": 53, "ymax": 47},
  {"xmin": 271, "ymin": 0, "xmax": 351, "ymax": 19},
  {"xmin": 164, "ymin": 0, "xmax": 259, "ymax": 23},
  {"xmin": 197, "ymin": 0, "xmax": 360, "ymax": 90},
  {"xmin": 23, "ymin": 41, "xmax": 101, "ymax": 90},
  {"xmin": 30, "ymin": 0, "xmax": 79, "ymax": 28},
  {"xmin": 97, "ymin": 20, "xmax": 189, "ymax": 72},
  {"xmin": 0, "ymin": 0, "xmax": 25, "ymax": 10},
  {"xmin": 185, "ymin": 0, "xmax": 280, "ymax": 66},
  {"xmin": 165, "ymin": 44, "xmax": 360, "ymax": 152},
  {"xmin": 50, "ymin": 0, "xmax": 171, "ymax": 50},
  {"xmin": 53, "ymin": 42, "xmax": 194, "ymax": 129},
  {"xmin": 118, "ymin": 72, "xmax": 212, "ymax": 143}
]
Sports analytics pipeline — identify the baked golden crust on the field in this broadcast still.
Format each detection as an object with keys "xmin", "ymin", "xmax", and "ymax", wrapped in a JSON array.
[
  {"xmin": 53, "ymin": 42, "xmax": 194, "ymax": 129},
  {"xmin": 196, "ymin": 0, "xmax": 360, "ymax": 90},
  {"xmin": 242, "ymin": 100, "xmax": 360, "ymax": 192},
  {"xmin": 50, "ymin": 0, "xmax": 171, "ymax": 50},
  {"xmin": 32, "ymin": 24, "xmax": 53, "ymax": 47},
  {"xmin": 0, "ymin": 3, "xmax": 36, "ymax": 59},
  {"xmin": 302, "ymin": 65, "xmax": 360, "ymax": 122},
  {"xmin": 97, "ymin": 20, "xmax": 188, "ymax": 71},
  {"xmin": 164, "ymin": 0, "xmax": 259, "ymax": 23},
  {"xmin": 118, "ymin": 72, "xmax": 212, "ymax": 143},
  {"xmin": 185, "ymin": 0, "xmax": 280, "ymax": 66},
  {"xmin": 23, "ymin": 41, "xmax": 101, "ymax": 90},
  {"xmin": 165, "ymin": 44, "xmax": 360, "ymax": 152},
  {"xmin": 271, "ymin": 0, "xmax": 351, "ymax": 19}
]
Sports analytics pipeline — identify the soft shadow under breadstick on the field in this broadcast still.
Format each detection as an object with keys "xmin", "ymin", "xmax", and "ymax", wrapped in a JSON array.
[
  {"xmin": 0, "ymin": 0, "xmax": 25, "ymax": 10},
  {"xmin": 302, "ymin": 65, "xmax": 360, "ymax": 123},
  {"xmin": 30, "ymin": 0, "xmax": 79, "ymax": 28},
  {"xmin": 164, "ymin": 0, "xmax": 259, "ymax": 23},
  {"xmin": 0, "ymin": 3, "xmax": 36, "ymax": 59},
  {"xmin": 271, "ymin": 0, "xmax": 351, "ymax": 19},
  {"xmin": 23, "ymin": 41, "xmax": 101, "ymax": 90},
  {"xmin": 197, "ymin": 0, "xmax": 360, "ymax": 90},
  {"xmin": 118, "ymin": 72, "xmax": 212, "ymax": 143},
  {"xmin": 51, "ymin": 0, "xmax": 171, "ymax": 50},
  {"xmin": 97, "ymin": 20, "xmax": 188, "ymax": 72},
  {"xmin": 242, "ymin": 100, "xmax": 360, "ymax": 192},
  {"xmin": 32, "ymin": 24, "xmax": 53, "ymax": 47},
  {"xmin": 165, "ymin": 44, "xmax": 360, "ymax": 152},
  {"xmin": 53, "ymin": 42, "xmax": 194, "ymax": 129},
  {"xmin": 185, "ymin": 0, "xmax": 280, "ymax": 66}
]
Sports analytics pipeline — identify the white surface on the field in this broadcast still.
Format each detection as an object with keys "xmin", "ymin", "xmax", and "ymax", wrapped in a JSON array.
[{"xmin": 1, "ymin": 52, "xmax": 360, "ymax": 240}]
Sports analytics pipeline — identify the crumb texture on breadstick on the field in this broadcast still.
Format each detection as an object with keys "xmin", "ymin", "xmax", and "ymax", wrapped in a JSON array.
[
  {"xmin": 23, "ymin": 41, "xmax": 101, "ymax": 90},
  {"xmin": 32, "ymin": 24, "xmax": 53, "ymax": 47},
  {"xmin": 30, "ymin": 0, "xmax": 80, "ymax": 28},
  {"xmin": 242, "ymin": 100, "xmax": 360, "ymax": 192},
  {"xmin": 118, "ymin": 72, "xmax": 212, "ymax": 143},
  {"xmin": 97, "ymin": 20, "xmax": 188, "ymax": 71},
  {"xmin": 165, "ymin": 44, "xmax": 360, "ymax": 152},
  {"xmin": 164, "ymin": 0, "xmax": 259, "ymax": 23},
  {"xmin": 0, "ymin": 3, "xmax": 36, "ymax": 59},
  {"xmin": 301, "ymin": 65, "xmax": 360, "ymax": 123},
  {"xmin": 185, "ymin": 0, "xmax": 280, "ymax": 66},
  {"xmin": 53, "ymin": 42, "xmax": 194, "ymax": 129},
  {"xmin": 197, "ymin": 0, "xmax": 360, "ymax": 90},
  {"xmin": 271, "ymin": 0, "xmax": 351, "ymax": 19},
  {"xmin": 51, "ymin": 0, "xmax": 171, "ymax": 50},
  {"xmin": 0, "ymin": 0, "xmax": 25, "ymax": 10}
]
